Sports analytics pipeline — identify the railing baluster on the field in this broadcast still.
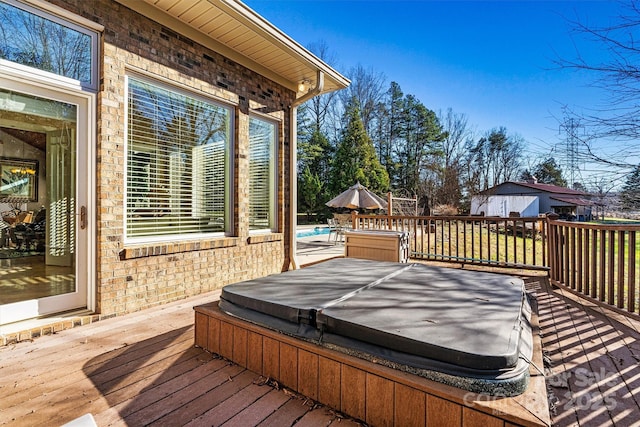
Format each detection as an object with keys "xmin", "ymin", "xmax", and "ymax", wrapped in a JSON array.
[
  {"xmin": 563, "ymin": 224, "xmax": 570, "ymax": 288},
  {"xmin": 570, "ymin": 226, "xmax": 577, "ymax": 290},
  {"xmin": 429, "ymin": 218, "xmax": 432, "ymax": 260},
  {"xmin": 471, "ymin": 219, "xmax": 476, "ymax": 263},
  {"xmin": 531, "ymin": 219, "xmax": 537, "ymax": 266},
  {"xmin": 510, "ymin": 218, "xmax": 515, "ymax": 264},
  {"xmin": 487, "ymin": 219, "xmax": 498, "ymax": 260},
  {"xmin": 630, "ymin": 231, "xmax": 637, "ymax": 314},
  {"xmin": 508, "ymin": 219, "xmax": 512, "ymax": 264},
  {"xmin": 463, "ymin": 218, "xmax": 468, "ymax": 261},
  {"xmin": 440, "ymin": 218, "xmax": 444, "ymax": 260},
  {"xmin": 549, "ymin": 221, "xmax": 558, "ymax": 282},
  {"xmin": 544, "ymin": 217, "xmax": 548, "ymax": 265},
  {"xmin": 591, "ymin": 228, "xmax": 598, "ymax": 299},
  {"xmin": 478, "ymin": 222, "xmax": 489, "ymax": 262},
  {"xmin": 583, "ymin": 229, "xmax": 589, "ymax": 296},
  {"xmin": 447, "ymin": 218, "xmax": 452, "ymax": 259},
  {"xmin": 522, "ymin": 219, "xmax": 527, "ymax": 266},
  {"xmin": 618, "ymin": 230, "xmax": 626, "ymax": 309},
  {"xmin": 598, "ymin": 229, "xmax": 606, "ymax": 303},
  {"xmin": 607, "ymin": 230, "xmax": 615, "ymax": 305},
  {"xmin": 455, "ymin": 218, "xmax": 460, "ymax": 260}
]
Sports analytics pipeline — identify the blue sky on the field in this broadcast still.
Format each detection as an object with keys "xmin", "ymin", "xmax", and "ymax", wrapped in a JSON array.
[{"xmin": 245, "ymin": 0, "xmax": 628, "ymax": 187}]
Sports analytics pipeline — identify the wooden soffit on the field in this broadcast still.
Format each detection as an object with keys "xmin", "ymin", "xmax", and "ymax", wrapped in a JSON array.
[{"xmin": 113, "ymin": 0, "xmax": 349, "ymax": 98}]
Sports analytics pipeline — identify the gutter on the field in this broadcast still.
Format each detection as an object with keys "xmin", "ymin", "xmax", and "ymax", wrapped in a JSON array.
[{"xmin": 288, "ymin": 70, "xmax": 325, "ymax": 270}]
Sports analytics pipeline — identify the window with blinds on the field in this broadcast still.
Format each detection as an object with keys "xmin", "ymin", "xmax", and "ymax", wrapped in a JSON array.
[
  {"xmin": 249, "ymin": 116, "xmax": 277, "ymax": 231},
  {"xmin": 126, "ymin": 76, "xmax": 231, "ymax": 241}
]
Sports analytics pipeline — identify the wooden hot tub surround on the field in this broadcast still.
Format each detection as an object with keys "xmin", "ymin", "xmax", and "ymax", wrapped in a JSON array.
[{"xmin": 194, "ymin": 301, "xmax": 550, "ymax": 426}]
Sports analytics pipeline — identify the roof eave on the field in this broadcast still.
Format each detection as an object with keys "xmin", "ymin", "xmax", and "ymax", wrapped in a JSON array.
[
  {"xmin": 216, "ymin": 0, "xmax": 349, "ymax": 93},
  {"xmin": 112, "ymin": 0, "xmax": 349, "ymax": 98}
]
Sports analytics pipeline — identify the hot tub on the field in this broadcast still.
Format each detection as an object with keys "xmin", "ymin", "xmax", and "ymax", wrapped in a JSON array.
[{"xmin": 219, "ymin": 258, "xmax": 533, "ymax": 396}]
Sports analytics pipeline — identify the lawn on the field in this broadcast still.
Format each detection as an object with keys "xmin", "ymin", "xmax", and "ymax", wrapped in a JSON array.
[{"xmin": 410, "ymin": 219, "xmax": 547, "ymax": 269}]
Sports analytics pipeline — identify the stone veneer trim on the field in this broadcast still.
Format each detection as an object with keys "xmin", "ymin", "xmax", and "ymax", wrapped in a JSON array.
[{"xmin": 119, "ymin": 237, "xmax": 242, "ymax": 260}]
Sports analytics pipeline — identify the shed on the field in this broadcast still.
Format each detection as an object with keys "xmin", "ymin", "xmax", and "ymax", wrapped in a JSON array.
[
  {"xmin": 471, "ymin": 179, "xmax": 594, "ymax": 220},
  {"xmin": 470, "ymin": 195, "xmax": 539, "ymax": 217}
]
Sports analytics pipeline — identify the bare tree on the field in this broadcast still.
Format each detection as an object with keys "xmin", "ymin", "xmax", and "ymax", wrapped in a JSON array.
[
  {"xmin": 339, "ymin": 64, "xmax": 387, "ymax": 136},
  {"xmin": 435, "ymin": 109, "xmax": 475, "ymax": 207},
  {"xmin": 299, "ymin": 40, "xmax": 343, "ymax": 141},
  {"xmin": 465, "ymin": 127, "xmax": 524, "ymax": 193},
  {"xmin": 556, "ymin": 1, "xmax": 640, "ymax": 169}
]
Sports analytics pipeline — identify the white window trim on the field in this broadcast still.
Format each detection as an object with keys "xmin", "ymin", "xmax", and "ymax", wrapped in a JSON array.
[
  {"xmin": 248, "ymin": 113, "xmax": 279, "ymax": 234},
  {"xmin": 0, "ymin": 69, "xmax": 97, "ymax": 316},
  {"xmin": 123, "ymin": 73, "xmax": 235, "ymax": 245},
  {"xmin": 1, "ymin": 0, "xmax": 101, "ymax": 91}
]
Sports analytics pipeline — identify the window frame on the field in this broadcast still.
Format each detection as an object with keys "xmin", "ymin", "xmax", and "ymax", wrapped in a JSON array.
[
  {"xmin": 0, "ymin": 0, "xmax": 100, "ymax": 92},
  {"xmin": 248, "ymin": 113, "xmax": 279, "ymax": 233},
  {"xmin": 124, "ymin": 73, "xmax": 235, "ymax": 244}
]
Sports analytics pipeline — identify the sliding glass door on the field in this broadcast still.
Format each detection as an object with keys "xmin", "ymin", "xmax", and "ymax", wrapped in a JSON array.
[{"xmin": 0, "ymin": 83, "xmax": 90, "ymax": 325}]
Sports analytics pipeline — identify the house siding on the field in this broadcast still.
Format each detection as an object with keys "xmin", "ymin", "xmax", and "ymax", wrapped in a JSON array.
[
  {"xmin": 487, "ymin": 183, "xmax": 555, "ymax": 212},
  {"xmin": 483, "ymin": 182, "xmax": 591, "ymax": 217},
  {"xmin": 48, "ymin": 0, "xmax": 295, "ymax": 316}
]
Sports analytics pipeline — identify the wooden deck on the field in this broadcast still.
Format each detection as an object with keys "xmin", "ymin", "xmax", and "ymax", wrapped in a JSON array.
[
  {"xmin": 536, "ymin": 279, "xmax": 640, "ymax": 427},
  {"xmin": 0, "ymin": 290, "xmax": 360, "ymax": 426},
  {"xmin": 2, "ymin": 271, "xmax": 640, "ymax": 426}
]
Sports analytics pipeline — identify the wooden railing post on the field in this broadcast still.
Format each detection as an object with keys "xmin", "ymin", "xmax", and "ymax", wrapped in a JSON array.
[
  {"xmin": 543, "ymin": 215, "xmax": 640, "ymax": 319},
  {"xmin": 546, "ymin": 213, "xmax": 559, "ymax": 282},
  {"xmin": 387, "ymin": 192, "xmax": 393, "ymax": 230}
]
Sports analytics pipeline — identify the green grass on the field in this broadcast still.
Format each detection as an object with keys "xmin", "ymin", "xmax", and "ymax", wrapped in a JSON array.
[
  {"xmin": 589, "ymin": 217, "xmax": 640, "ymax": 225},
  {"xmin": 410, "ymin": 221, "xmax": 546, "ymax": 268}
]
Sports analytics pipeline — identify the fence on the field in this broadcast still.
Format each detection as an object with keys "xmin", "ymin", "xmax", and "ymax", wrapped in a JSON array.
[
  {"xmin": 351, "ymin": 213, "xmax": 640, "ymax": 318},
  {"xmin": 352, "ymin": 213, "xmax": 548, "ymax": 270},
  {"xmin": 548, "ymin": 219, "xmax": 640, "ymax": 317}
]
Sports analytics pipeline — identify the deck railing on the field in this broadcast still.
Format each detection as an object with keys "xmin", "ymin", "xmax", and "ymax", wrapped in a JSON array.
[
  {"xmin": 352, "ymin": 213, "xmax": 548, "ymax": 270},
  {"xmin": 350, "ymin": 213, "xmax": 640, "ymax": 318},
  {"xmin": 548, "ymin": 219, "xmax": 640, "ymax": 317}
]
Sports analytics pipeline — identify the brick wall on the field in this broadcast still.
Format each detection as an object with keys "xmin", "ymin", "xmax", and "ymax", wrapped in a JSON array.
[{"xmin": 50, "ymin": 0, "xmax": 295, "ymax": 316}]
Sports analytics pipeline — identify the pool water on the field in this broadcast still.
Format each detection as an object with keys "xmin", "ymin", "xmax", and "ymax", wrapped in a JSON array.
[{"xmin": 296, "ymin": 227, "xmax": 330, "ymax": 238}]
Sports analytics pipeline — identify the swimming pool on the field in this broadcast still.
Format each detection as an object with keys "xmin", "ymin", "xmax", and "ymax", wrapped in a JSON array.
[{"xmin": 296, "ymin": 226, "xmax": 330, "ymax": 238}]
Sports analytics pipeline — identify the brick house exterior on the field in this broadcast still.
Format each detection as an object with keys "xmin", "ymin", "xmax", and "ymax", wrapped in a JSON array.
[{"xmin": 0, "ymin": 0, "xmax": 348, "ymax": 325}]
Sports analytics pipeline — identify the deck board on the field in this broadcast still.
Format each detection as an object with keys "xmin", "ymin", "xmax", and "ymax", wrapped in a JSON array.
[
  {"xmin": 3, "ymin": 271, "xmax": 640, "ymax": 426},
  {"xmin": 185, "ymin": 380, "xmax": 272, "ymax": 426},
  {"xmin": 0, "ymin": 291, "xmax": 352, "ymax": 426},
  {"xmin": 536, "ymin": 279, "xmax": 640, "ymax": 427},
  {"xmin": 221, "ymin": 388, "xmax": 292, "ymax": 426}
]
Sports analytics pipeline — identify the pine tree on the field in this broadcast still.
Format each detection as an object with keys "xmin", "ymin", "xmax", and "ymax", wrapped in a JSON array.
[
  {"xmin": 329, "ymin": 100, "xmax": 389, "ymax": 196},
  {"xmin": 620, "ymin": 165, "xmax": 640, "ymax": 211},
  {"xmin": 298, "ymin": 166, "xmax": 324, "ymax": 220},
  {"xmin": 298, "ymin": 128, "xmax": 332, "ymax": 182},
  {"xmin": 532, "ymin": 158, "xmax": 567, "ymax": 187}
]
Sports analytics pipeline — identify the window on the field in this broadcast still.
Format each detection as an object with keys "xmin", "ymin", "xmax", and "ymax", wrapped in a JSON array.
[
  {"xmin": 126, "ymin": 76, "xmax": 232, "ymax": 241},
  {"xmin": 0, "ymin": 0, "xmax": 98, "ymax": 90},
  {"xmin": 249, "ymin": 116, "xmax": 277, "ymax": 231}
]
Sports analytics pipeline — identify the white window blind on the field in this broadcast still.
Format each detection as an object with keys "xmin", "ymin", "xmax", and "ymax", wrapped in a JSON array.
[
  {"xmin": 249, "ymin": 116, "xmax": 276, "ymax": 230},
  {"xmin": 126, "ymin": 77, "xmax": 231, "ymax": 240}
]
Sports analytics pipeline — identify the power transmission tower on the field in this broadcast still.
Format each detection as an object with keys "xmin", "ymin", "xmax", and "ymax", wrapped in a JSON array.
[{"xmin": 559, "ymin": 118, "xmax": 583, "ymax": 188}]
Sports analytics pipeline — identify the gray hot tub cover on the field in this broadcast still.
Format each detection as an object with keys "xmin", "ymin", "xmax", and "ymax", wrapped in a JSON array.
[{"xmin": 219, "ymin": 258, "xmax": 533, "ymax": 395}]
